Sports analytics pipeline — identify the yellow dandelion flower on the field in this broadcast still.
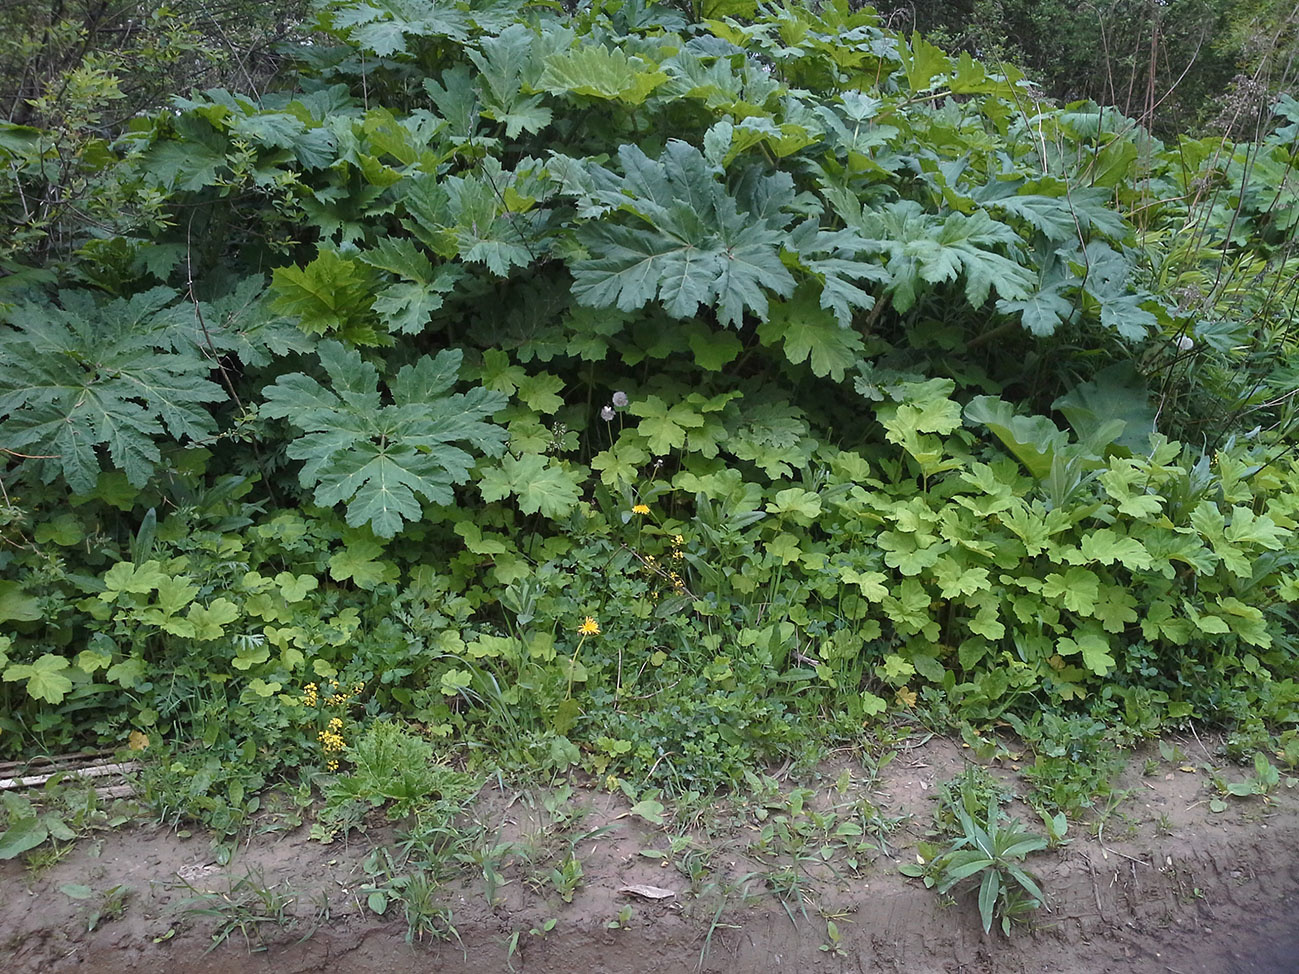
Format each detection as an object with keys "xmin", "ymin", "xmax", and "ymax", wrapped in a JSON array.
[
  {"xmin": 577, "ymin": 616, "xmax": 601, "ymax": 636},
  {"xmin": 632, "ymin": 504, "xmax": 650, "ymax": 515}
]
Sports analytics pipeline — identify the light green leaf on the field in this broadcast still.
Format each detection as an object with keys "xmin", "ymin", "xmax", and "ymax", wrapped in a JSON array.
[
  {"xmin": 329, "ymin": 540, "xmax": 389, "ymax": 590},
  {"xmin": 1057, "ymin": 631, "xmax": 1115, "ymax": 676},
  {"xmin": 540, "ymin": 46, "xmax": 668, "ymax": 106},
  {"xmin": 187, "ymin": 598, "xmax": 240, "ymax": 641},
  {"xmin": 479, "ymin": 453, "xmax": 583, "ymax": 518},
  {"xmin": 3, "ymin": 654, "xmax": 73, "ymax": 703},
  {"xmin": 0, "ymin": 582, "xmax": 40, "ymax": 623}
]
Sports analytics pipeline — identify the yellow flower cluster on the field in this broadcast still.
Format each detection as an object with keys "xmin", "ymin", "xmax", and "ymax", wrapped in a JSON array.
[
  {"xmin": 667, "ymin": 569, "xmax": 686, "ymax": 593},
  {"xmin": 318, "ymin": 717, "xmax": 346, "ymax": 772},
  {"xmin": 302, "ymin": 680, "xmax": 365, "ymax": 708},
  {"xmin": 670, "ymin": 534, "xmax": 685, "ymax": 561},
  {"xmin": 577, "ymin": 616, "xmax": 601, "ymax": 636},
  {"xmin": 325, "ymin": 679, "xmax": 364, "ymax": 706}
]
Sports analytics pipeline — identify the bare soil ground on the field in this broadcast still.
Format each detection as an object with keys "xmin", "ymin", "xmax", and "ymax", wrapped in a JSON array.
[{"xmin": 4, "ymin": 736, "xmax": 1297, "ymax": 974}]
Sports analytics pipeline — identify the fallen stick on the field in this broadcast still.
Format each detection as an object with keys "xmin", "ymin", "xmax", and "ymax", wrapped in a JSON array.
[{"xmin": 0, "ymin": 760, "xmax": 140, "ymax": 791}]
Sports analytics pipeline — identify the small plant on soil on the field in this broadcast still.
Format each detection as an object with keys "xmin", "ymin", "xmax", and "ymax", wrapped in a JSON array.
[
  {"xmin": 1215, "ymin": 752, "xmax": 1286, "ymax": 800},
  {"xmin": 904, "ymin": 797, "xmax": 1048, "ymax": 936},
  {"xmin": 177, "ymin": 867, "xmax": 302, "ymax": 952}
]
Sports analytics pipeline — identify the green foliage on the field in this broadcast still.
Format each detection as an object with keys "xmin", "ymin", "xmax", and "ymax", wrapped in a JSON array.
[
  {"xmin": 0, "ymin": 0, "xmax": 1297, "ymax": 848},
  {"xmin": 911, "ymin": 796, "xmax": 1048, "ymax": 936},
  {"xmin": 323, "ymin": 720, "xmax": 477, "ymax": 823},
  {"xmin": 0, "ymin": 289, "xmax": 226, "ymax": 492},
  {"xmin": 261, "ymin": 342, "xmax": 508, "ymax": 536}
]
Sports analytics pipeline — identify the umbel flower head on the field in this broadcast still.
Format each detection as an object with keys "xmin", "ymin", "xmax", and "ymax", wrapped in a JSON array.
[{"xmin": 577, "ymin": 616, "xmax": 601, "ymax": 636}]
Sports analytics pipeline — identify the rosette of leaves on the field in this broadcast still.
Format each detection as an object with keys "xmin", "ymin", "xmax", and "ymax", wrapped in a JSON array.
[{"xmin": 262, "ymin": 341, "xmax": 508, "ymax": 537}]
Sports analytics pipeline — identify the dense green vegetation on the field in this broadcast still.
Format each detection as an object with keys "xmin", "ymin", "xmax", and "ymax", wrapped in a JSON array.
[{"xmin": 1, "ymin": 0, "xmax": 1297, "ymax": 838}]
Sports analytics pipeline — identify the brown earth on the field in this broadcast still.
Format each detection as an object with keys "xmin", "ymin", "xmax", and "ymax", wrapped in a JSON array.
[{"xmin": 3, "ymin": 735, "xmax": 1297, "ymax": 974}]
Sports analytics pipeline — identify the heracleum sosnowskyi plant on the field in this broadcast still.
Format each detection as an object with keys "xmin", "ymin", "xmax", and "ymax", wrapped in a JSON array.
[{"xmin": 0, "ymin": 0, "xmax": 1297, "ymax": 849}]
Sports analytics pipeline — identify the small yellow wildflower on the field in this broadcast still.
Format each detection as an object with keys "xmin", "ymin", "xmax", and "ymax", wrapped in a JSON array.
[
  {"xmin": 632, "ymin": 503, "xmax": 650, "ymax": 515},
  {"xmin": 577, "ymin": 616, "xmax": 601, "ymax": 636},
  {"xmin": 128, "ymin": 730, "xmax": 150, "ymax": 751},
  {"xmin": 672, "ymin": 534, "xmax": 685, "ymax": 547},
  {"xmin": 318, "ymin": 716, "xmax": 347, "ymax": 754}
]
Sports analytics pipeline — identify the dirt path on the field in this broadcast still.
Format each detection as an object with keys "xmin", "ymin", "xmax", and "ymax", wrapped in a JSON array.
[{"xmin": 4, "ymin": 738, "xmax": 1297, "ymax": 974}]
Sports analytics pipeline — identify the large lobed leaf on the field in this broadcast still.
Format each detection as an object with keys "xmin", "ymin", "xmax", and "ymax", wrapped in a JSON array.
[
  {"xmin": 262, "ymin": 341, "xmax": 508, "ymax": 536},
  {"xmin": 0, "ymin": 289, "xmax": 226, "ymax": 493}
]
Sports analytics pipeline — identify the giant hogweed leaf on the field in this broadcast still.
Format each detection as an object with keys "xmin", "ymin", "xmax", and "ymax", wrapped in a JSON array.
[
  {"xmin": 568, "ymin": 141, "xmax": 796, "ymax": 327},
  {"xmin": 784, "ymin": 221, "xmax": 889, "ymax": 327},
  {"xmin": 974, "ymin": 179, "xmax": 1129, "ymax": 243},
  {"xmin": 897, "ymin": 31, "xmax": 952, "ymax": 92},
  {"xmin": 0, "ymin": 289, "xmax": 225, "ymax": 493},
  {"xmin": 194, "ymin": 277, "xmax": 313, "ymax": 369},
  {"xmin": 1078, "ymin": 242, "xmax": 1157, "ymax": 340},
  {"xmin": 402, "ymin": 166, "xmax": 547, "ymax": 276},
  {"xmin": 840, "ymin": 200, "xmax": 1035, "ymax": 312},
  {"xmin": 758, "ymin": 286, "xmax": 864, "ymax": 380},
  {"xmin": 324, "ymin": 0, "xmax": 471, "ymax": 55},
  {"xmin": 359, "ymin": 237, "xmax": 463, "ymax": 335},
  {"xmin": 467, "ymin": 24, "xmax": 553, "ymax": 137},
  {"xmin": 261, "ymin": 342, "xmax": 507, "ymax": 537},
  {"xmin": 996, "ymin": 284, "xmax": 1074, "ymax": 337},
  {"xmin": 539, "ymin": 45, "xmax": 668, "ymax": 106},
  {"xmin": 271, "ymin": 250, "xmax": 383, "ymax": 344}
]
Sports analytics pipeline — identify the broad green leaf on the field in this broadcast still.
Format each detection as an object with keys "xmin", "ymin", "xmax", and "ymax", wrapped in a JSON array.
[
  {"xmin": 276, "ymin": 572, "xmax": 319, "ymax": 603},
  {"xmin": 329, "ymin": 540, "xmax": 389, "ymax": 590},
  {"xmin": 540, "ymin": 46, "xmax": 668, "ymax": 106},
  {"xmin": 3, "ymin": 654, "xmax": 73, "ymax": 703},
  {"xmin": 187, "ymin": 599, "xmax": 240, "ymax": 641},
  {"xmin": 0, "ymin": 289, "xmax": 225, "ymax": 491},
  {"xmin": 0, "ymin": 817, "xmax": 47, "ymax": 860},
  {"xmin": 262, "ymin": 342, "xmax": 507, "ymax": 536},
  {"xmin": 630, "ymin": 395, "xmax": 704, "ymax": 455},
  {"xmin": 766, "ymin": 488, "xmax": 822, "ymax": 524},
  {"xmin": 1057, "ymin": 631, "xmax": 1116, "ymax": 676},
  {"xmin": 271, "ymin": 250, "xmax": 382, "ymax": 343},
  {"xmin": 839, "ymin": 568, "xmax": 889, "ymax": 601},
  {"xmin": 964, "ymin": 397, "xmax": 1069, "ymax": 481},
  {"xmin": 0, "ymin": 582, "xmax": 40, "ymax": 623},
  {"xmin": 758, "ymin": 287, "xmax": 863, "ymax": 381},
  {"xmin": 1041, "ymin": 567, "xmax": 1099, "ymax": 614},
  {"xmin": 479, "ymin": 453, "xmax": 583, "ymax": 518}
]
